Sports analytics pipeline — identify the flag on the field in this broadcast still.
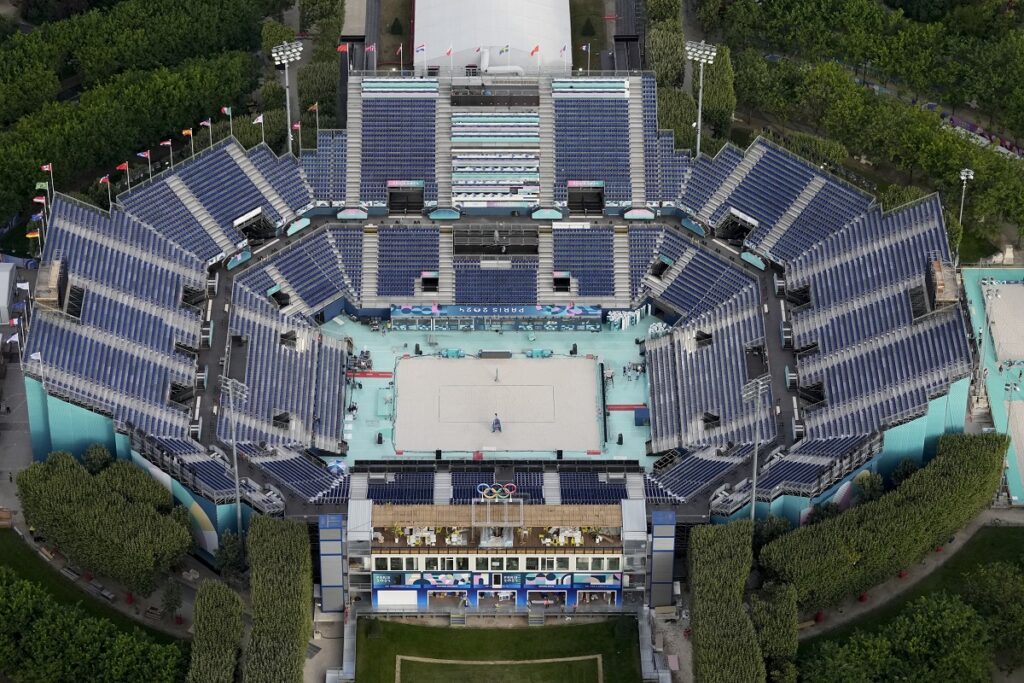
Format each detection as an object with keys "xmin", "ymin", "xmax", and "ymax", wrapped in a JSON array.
[
  {"xmin": 499, "ymin": 45, "xmax": 509, "ymax": 54},
  {"xmin": 40, "ymin": 163, "xmax": 52, "ymax": 172},
  {"xmin": 582, "ymin": 43, "xmax": 590, "ymax": 52},
  {"xmin": 560, "ymin": 45, "xmax": 566, "ymax": 55},
  {"xmin": 415, "ymin": 43, "xmax": 425, "ymax": 53},
  {"xmin": 292, "ymin": 121, "xmax": 301, "ymax": 130},
  {"xmin": 30, "ymin": 213, "xmax": 43, "ymax": 222},
  {"xmin": 182, "ymin": 128, "xmax": 193, "ymax": 137},
  {"xmin": 160, "ymin": 139, "xmax": 172, "ymax": 147},
  {"xmin": 25, "ymin": 231, "xmax": 39, "ymax": 239},
  {"xmin": 34, "ymin": 182, "xmax": 48, "ymax": 191},
  {"xmin": 337, "ymin": 43, "xmax": 348, "ymax": 53},
  {"xmin": 199, "ymin": 119, "xmax": 211, "ymax": 128},
  {"xmin": 445, "ymin": 46, "xmax": 453, "ymax": 57},
  {"xmin": 32, "ymin": 196, "xmax": 46, "ymax": 204},
  {"xmin": 220, "ymin": 106, "xmax": 232, "ymax": 115},
  {"xmin": 6, "ymin": 333, "xmax": 19, "ymax": 344},
  {"xmin": 475, "ymin": 46, "xmax": 481, "ymax": 53},
  {"xmin": 530, "ymin": 45, "xmax": 540, "ymax": 56},
  {"xmin": 396, "ymin": 44, "xmax": 403, "ymax": 55},
  {"xmin": 9, "ymin": 318, "xmax": 19, "ymax": 326},
  {"xmin": 15, "ymin": 282, "xmax": 29, "ymax": 291},
  {"xmin": 136, "ymin": 150, "xmax": 150, "ymax": 159},
  {"xmin": 29, "ymin": 352, "xmax": 41, "ymax": 361},
  {"xmin": 99, "ymin": 175, "xmax": 110, "ymax": 184},
  {"xmin": 364, "ymin": 43, "xmax": 376, "ymax": 53},
  {"xmin": 308, "ymin": 102, "xmax": 318, "ymax": 112},
  {"xmin": 253, "ymin": 114, "xmax": 264, "ymax": 124},
  {"xmin": 116, "ymin": 162, "xmax": 129, "ymax": 171}
]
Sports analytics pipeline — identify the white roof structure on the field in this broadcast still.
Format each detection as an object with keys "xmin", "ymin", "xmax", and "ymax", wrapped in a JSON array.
[{"xmin": 413, "ymin": 0, "xmax": 572, "ymax": 75}]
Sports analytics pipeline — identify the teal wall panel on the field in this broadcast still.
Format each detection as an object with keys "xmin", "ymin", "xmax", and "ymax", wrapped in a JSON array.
[{"xmin": 24, "ymin": 378, "xmax": 117, "ymax": 461}]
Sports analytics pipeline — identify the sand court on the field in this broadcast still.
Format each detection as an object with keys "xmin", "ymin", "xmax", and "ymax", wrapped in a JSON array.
[{"xmin": 393, "ymin": 356, "xmax": 601, "ymax": 452}]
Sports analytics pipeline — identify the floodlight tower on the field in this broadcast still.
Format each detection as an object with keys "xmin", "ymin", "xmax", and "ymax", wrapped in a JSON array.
[
  {"xmin": 958, "ymin": 168, "xmax": 975, "ymax": 227},
  {"xmin": 220, "ymin": 375, "xmax": 249, "ymax": 537},
  {"xmin": 742, "ymin": 376, "xmax": 771, "ymax": 521},
  {"xmin": 685, "ymin": 40, "xmax": 717, "ymax": 159},
  {"xmin": 272, "ymin": 41, "xmax": 304, "ymax": 155}
]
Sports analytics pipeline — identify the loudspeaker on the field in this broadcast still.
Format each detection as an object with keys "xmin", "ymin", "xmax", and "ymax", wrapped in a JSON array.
[
  {"xmin": 435, "ymin": 450, "xmax": 442, "ymax": 460},
  {"xmin": 570, "ymin": 343, "xmax": 578, "ymax": 356},
  {"xmin": 376, "ymin": 432, "xmax": 383, "ymax": 445},
  {"xmin": 415, "ymin": 343, "xmax": 422, "ymax": 355},
  {"xmin": 617, "ymin": 433, "xmax": 624, "ymax": 445},
  {"xmin": 556, "ymin": 450, "xmax": 563, "ymax": 460}
]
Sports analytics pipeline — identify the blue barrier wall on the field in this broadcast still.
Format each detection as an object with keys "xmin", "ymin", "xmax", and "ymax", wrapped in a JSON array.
[{"xmin": 24, "ymin": 377, "xmax": 117, "ymax": 460}]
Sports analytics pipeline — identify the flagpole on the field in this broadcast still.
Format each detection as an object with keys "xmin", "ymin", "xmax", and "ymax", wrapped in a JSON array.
[
  {"xmin": 261, "ymin": 120, "xmax": 265, "ymax": 145},
  {"xmin": 106, "ymin": 181, "xmax": 111, "ymax": 208},
  {"xmin": 588, "ymin": 46, "xmax": 591, "ymax": 74},
  {"xmin": 315, "ymin": 104, "xmax": 320, "ymax": 138},
  {"xmin": 48, "ymin": 166, "xmax": 54, "ymax": 198},
  {"xmin": 190, "ymin": 136, "xmax": 195, "ymax": 158},
  {"xmin": 147, "ymin": 155, "xmax": 152, "ymax": 181},
  {"xmin": 208, "ymin": 123, "xmax": 213, "ymax": 150},
  {"xmin": 169, "ymin": 145, "xmax": 174, "ymax": 170},
  {"xmin": 399, "ymin": 44, "xmax": 403, "ymax": 74},
  {"xmin": 228, "ymin": 111, "xmax": 233, "ymax": 138},
  {"xmin": 126, "ymin": 164, "xmax": 132, "ymax": 193}
]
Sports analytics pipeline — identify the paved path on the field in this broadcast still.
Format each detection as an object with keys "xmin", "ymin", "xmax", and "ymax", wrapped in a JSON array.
[{"xmin": 798, "ymin": 507, "xmax": 1024, "ymax": 640}]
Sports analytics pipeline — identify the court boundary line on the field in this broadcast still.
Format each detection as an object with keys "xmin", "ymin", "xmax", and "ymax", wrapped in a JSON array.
[{"xmin": 395, "ymin": 653, "xmax": 603, "ymax": 683}]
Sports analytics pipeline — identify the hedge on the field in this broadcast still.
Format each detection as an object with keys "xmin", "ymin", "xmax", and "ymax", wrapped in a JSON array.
[
  {"xmin": 16, "ymin": 452, "xmax": 191, "ymax": 595},
  {"xmin": 760, "ymin": 433, "xmax": 1009, "ymax": 610},
  {"xmin": 689, "ymin": 520, "xmax": 766, "ymax": 683},
  {"xmin": 0, "ymin": 567, "xmax": 184, "ymax": 681},
  {"xmin": 187, "ymin": 580, "xmax": 245, "ymax": 683},
  {"xmin": 244, "ymin": 516, "xmax": 313, "ymax": 683},
  {"xmin": 750, "ymin": 583, "xmax": 798, "ymax": 664}
]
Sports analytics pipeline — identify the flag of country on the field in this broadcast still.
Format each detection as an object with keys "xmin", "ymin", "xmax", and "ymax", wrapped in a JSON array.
[
  {"xmin": 308, "ymin": 102, "xmax": 318, "ymax": 112},
  {"xmin": 32, "ymin": 196, "xmax": 47, "ymax": 204},
  {"xmin": 415, "ymin": 44, "xmax": 426, "ymax": 53},
  {"xmin": 26, "ymin": 231, "xmax": 39, "ymax": 239},
  {"xmin": 220, "ymin": 106, "xmax": 232, "ymax": 115},
  {"xmin": 30, "ymin": 213, "xmax": 43, "ymax": 222},
  {"xmin": 253, "ymin": 114, "xmax": 264, "ymax": 124},
  {"xmin": 337, "ymin": 43, "xmax": 348, "ymax": 53},
  {"xmin": 99, "ymin": 175, "xmax": 110, "ymax": 184},
  {"xmin": 199, "ymin": 119, "xmax": 211, "ymax": 128},
  {"xmin": 137, "ymin": 150, "xmax": 150, "ymax": 159},
  {"xmin": 34, "ymin": 182, "xmax": 48, "ymax": 191},
  {"xmin": 40, "ymin": 163, "xmax": 52, "ymax": 172},
  {"xmin": 582, "ymin": 43, "xmax": 590, "ymax": 52},
  {"xmin": 499, "ymin": 45, "xmax": 509, "ymax": 54},
  {"xmin": 292, "ymin": 121, "xmax": 301, "ymax": 130},
  {"xmin": 160, "ymin": 139, "xmax": 172, "ymax": 147},
  {"xmin": 116, "ymin": 162, "xmax": 129, "ymax": 171},
  {"xmin": 364, "ymin": 43, "xmax": 376, "ymax": 53},
  {"xmin": 445, "ymin": 46, "xmax": 453, "ymax": 57},
  {"xmin": 182, "ymin": 128, "xmax": 193, "ymax": 137},
  {"xmin": 530, "ymin": 45, "xmax": 540, "ymax": 56}
]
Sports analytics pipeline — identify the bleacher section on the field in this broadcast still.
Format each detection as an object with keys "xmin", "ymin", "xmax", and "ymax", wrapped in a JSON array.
[
  {"xmin": 552, "ymin": 226, "xmax": 615, "ymax": 296},
  {"xmin": 301, "ymin": 131, "xmax": 347, "ymax": 205},
  {"xmin": 366, "ymin": 471, "xmax": 435, "ymax": 504},
  {"xmin": 247, "ymin": 448, "xmax": 348, "ymax": 502},
  {"xmin": 248, "ymin": 144, "xmax": 314, "ymax": 214},
  {"xmin": 377, "ymin": 226, "xmax": 439, "ymax": 296},
  {"xmin": 677, "ymin": 146, "xmax": 744, "ymax": 212},
  {"xmin": 628, "ymin": 225, "xmax": 663, "ymax": 299},
  {"xmin": 553, "ymin": 82, "xmax": 632, "ymax": 205},
  {"xmin": 450, "ymin": 470, "xmax": 496, "ymax": 503},
  {"xmin": 646, "ymin": 451, "xmax": 740, "ymax": 501},
  {"xmin": 360, "ymin": 91, "xmax": 438, "ymax": 204},
  {"xmin": 514, "ymin": 471, "xmax": 545, "ymax": 503},
  {"xmin": 559, "ymin": 471, "xmax": 628, "ymax": 504},
  {"xmin": 454, "ymin": 258, "xmax": 538, "ymax": 305}
]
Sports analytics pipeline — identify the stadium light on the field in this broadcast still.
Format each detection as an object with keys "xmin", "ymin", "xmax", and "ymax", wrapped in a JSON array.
[
  {"xmin": 742, "ymin": 376, "xmax": 770, "ymax": 521},
  {"xmin": 685, "ymin": 40, "xmax": 717, "ymax": 159},
  {"xmin": 271, "ymin": 41, "xmax": 304, "ymax": 157},
  {"xmin": 958, "ymin": 168, "xmax": 974, "ymax": 227},
  {"xmin": 220, "ymin": 375, "xmax": 249, "ymax": 539}
]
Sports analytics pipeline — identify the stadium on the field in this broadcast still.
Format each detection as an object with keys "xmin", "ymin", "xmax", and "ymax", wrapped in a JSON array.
[{"xmin": 15, "ymin": 1, "xmax": 1007, "ymax": 678}]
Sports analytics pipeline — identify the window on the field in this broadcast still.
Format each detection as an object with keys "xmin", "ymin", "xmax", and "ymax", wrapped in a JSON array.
[
  {"xmin": 490, "ymin": 557, "xmax": 504, "ymax": 570},
  {"xmin": 526, "ymin": 557, "xmax": 539, "ymax": 571},
  {"xmin": 608, "ymin": 557, "xmax": 620, "ymax": 571},
  {"xmin": 576, "ymin": 557, "xmax": 590, "ymax": 571},
  {"xmin": 556, "ymin": 557, "xmax": 569, "ymax": 571},
  {"xmin": 506, "ymin": 557, "xmax": 519, "ymax": 570},
  {"xmin": 592, "ymin": 558, "xmax": 604, "ymax": 571},
  {"xmin": 541, "ymin": 557, "xmax": 556, "ymax": 571},
  {"xmin": 456, "ymin": 557, "xmax": 469, "ymax": 571},
  {"xmin": 405, "ymin": 557, "xmax": 417, "ymax": 571},
  {"xmin": 476, "ymin": 557, "xmax": 489, "ymax": 571},
  {"xmin": 390, "ymin": 557, "xmax": 402, "ymax": 571},
  {"xmin": 425, "ymin": 557, "xmax": 439, "ymax": 571},
  {"xmin": 375, "ymin": 557, "xmax": 388, "ymax": 571},
  {"xmin": 442, "ymin": 557, "xmax": 455, "ymax": 571}
]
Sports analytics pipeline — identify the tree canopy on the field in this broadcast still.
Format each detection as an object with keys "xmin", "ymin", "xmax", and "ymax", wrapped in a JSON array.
[{"xmin": 187, "ymin": 580, "xmax": 245, "ymax": 683}]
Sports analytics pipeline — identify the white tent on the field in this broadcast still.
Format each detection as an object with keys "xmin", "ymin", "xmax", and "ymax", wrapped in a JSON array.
[{"xmin": 413, "ymin": 0, "xmax": 572, "ymax": 75}]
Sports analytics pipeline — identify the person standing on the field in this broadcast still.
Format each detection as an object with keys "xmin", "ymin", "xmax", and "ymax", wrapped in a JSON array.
[{"xmin": 491, "ymin": 414, "xmax": 502, "ymax": 433}]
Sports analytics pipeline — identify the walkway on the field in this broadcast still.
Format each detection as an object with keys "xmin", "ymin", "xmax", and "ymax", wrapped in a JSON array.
[{"xmin": 798, "ymin": 507, "xmax": 1024, "ymax": 640}]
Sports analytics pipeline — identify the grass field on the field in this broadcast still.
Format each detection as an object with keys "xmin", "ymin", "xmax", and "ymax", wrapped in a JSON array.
[
  {"xmin": 356, "ymin": 617, "xmax": 642, "ymax": 683},
  {"xmin": 0, "ymin": 528, "xmax": 179, "ymax": 644},
  {"xmin": 800, "ymin": 526, "xmax": 1024, "ymax": 656}
]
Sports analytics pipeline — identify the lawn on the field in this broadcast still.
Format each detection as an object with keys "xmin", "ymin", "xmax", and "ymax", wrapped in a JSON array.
[
  {"xmin": 0, "ymin": 528, "xmax": 179, "ymax": 645},
  {"xmin": 569, "ymin": 0, "xmax": 608, "ymax": 72},
  {"xmin": 800, "ymin": 526, "xmax": 1024, "ymax": 656},
  {"xmin": 356, "ymin": 617, "xmax": 642, "ymax": 683}
]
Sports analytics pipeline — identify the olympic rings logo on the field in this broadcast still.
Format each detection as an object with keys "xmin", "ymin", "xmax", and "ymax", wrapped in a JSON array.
[{"xmin": 477, "ymin": 483, "xmax": 517, "ymax": 500}]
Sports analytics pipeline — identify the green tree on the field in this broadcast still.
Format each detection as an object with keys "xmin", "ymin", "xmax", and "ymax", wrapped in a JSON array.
[
  {"xmin": 261, "ymin": 19, "xmax": 296, "ymax": 57},
  {"xmin": 854, "ymin": 471, "xmax": 884, "ymax": 504},
  {"xmin": 261, "ymin": 79, "xmax": 287, "ymax": 110},
  {"xmin": 646, "ymin": 0, "xmax": 680, "ymax": 25},
  {"xmin": 695, "ymin": 0, "xmax": 724, "ymax": 33},
  {"xmin": 82, "ymin": 443, "xmax": 113, "ymax": 475},
  {"xmin": 214, "ymin": 530, "xmax": 247, "ymax": 582},
  {"xmin": 701, "ymin": 45, "xmax": 736, "ymax": 137},
  {"xmin": 750, "ymin": 583, "xmax": 798, "ymax": 663},
  {"xmin": 389, "ymin": 17, "xmax": 403, "ymax": 35},
  {"xmin": 187, "ymin": 580, "xmax": 245, "ymax": 683},
  {"xmin": 161, "ymin": 581, "xmax": 182, "ymax": 619},
  {"xmin": 804, "ymin": 501, "xmax": 841, "ymax": 525},
  {"xmin": 657, "ymin": 86, "xmax": 698, "ymax": 150},
  {"xmin": 581, "ymin": 17, "xmax": 596, "ymax": 37},
  {"xmin": 890, "ymin": 457, "xmax": 920, "ymax": 487},
  {"xmin": 753, "ymin": 516, "xmax": 791, "ymax": 560},
  {"xmin": 879, "ymin": 184, "xmax": 928, "ymax": 210},
  {"xmin": 647, "ymin": 21, "xmax": 686, "ymax": 87},
  {"xmin": 962, "ymin": 562, "xmax": 1024, "ymax": 669}
]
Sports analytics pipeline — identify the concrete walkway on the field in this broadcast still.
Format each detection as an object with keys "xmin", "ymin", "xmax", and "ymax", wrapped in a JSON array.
[{"xmin": 798, "ymin": 507, "xmax": 1024, "ymax": 640}]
